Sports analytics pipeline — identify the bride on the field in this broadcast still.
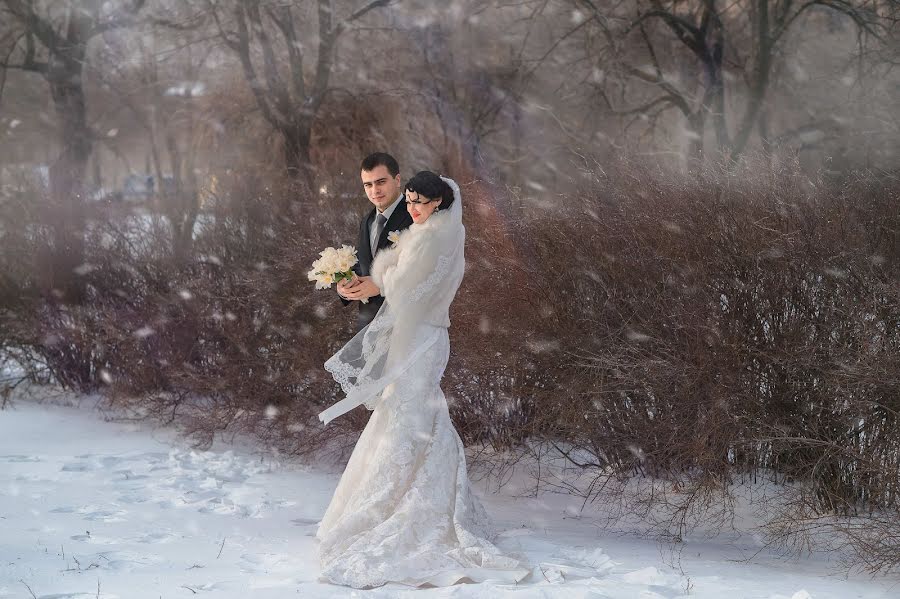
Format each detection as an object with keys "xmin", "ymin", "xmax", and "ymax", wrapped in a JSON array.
[{"xmin": 315, "ymin": 171, "xmax": 532, "ymax": 589}]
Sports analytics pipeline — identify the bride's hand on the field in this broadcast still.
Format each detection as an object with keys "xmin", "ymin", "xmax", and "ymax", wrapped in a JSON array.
[{"xmin": 341, "ymin": 276, "xmax": 381, "ymax": 301}]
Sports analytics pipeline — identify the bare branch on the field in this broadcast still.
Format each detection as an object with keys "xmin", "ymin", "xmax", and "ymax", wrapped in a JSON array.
[
  {"xmin": 336, "ymin": 0, "xmax": 394, "ymax": 35},
  {"xmin": 638, "ymin": 21, "xmax": 662, "ymax": 78},
  {"xmin": 266, "ymin": 3, "xmax": 305, "ymax": 101},
  {"xmin": 621, "ymin": 63, "xmax": 693, "ymax": 116},
  {"xmin": 312, "ymin": 0, "xmax": 338, "ymax": 108},
  {"xmin": 245, "ymin": 0, "xmax": 292, "ymax": 120},
  {"xmin": 90, "ymin": 0, "xmax": 148, "ymax": 37},
  {"xmin": 230, "ymin": 1, "xmax": 283, "ymax": 129},
  {"xmin": 0, "ymin": 31, "xmax": 48, "ymax": 73},
  {"xmin": 2, "ymin": 0, "xmax": 64, "ymax": 52},
  {"xmin": 629, "ymin": 6, "xmax": 704, "ymax": 56},
  {"xmin": 598, "ymin": 88, "xmax": 684, "ymax": 117},
  {"xmin": 774, "ymin": 0, "xmax": 885, "ymax": 43},
  {"xmin": 524, "ymin": 16, "xmax": 592, "ymax": 78}
]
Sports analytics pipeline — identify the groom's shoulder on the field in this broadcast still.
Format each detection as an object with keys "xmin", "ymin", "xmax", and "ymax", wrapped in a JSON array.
[{"xmin": 397, "ymin": 204, "xmax": 413, "ymax": 226}]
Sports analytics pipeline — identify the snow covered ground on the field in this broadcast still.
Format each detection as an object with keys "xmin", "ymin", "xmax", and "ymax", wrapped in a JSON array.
[{"xmin": 1, "ymin": 392, "xmax": 897, "ymax": 599}]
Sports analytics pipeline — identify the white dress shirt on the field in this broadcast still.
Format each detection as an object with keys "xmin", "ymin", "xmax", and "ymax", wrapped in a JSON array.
[{"xmin": 369, "ymin": 193, "xmax": 404, "ymax": 253}]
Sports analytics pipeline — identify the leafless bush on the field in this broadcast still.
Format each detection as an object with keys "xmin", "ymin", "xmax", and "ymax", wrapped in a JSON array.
[
  {"xmin": 3, "ymin": 147, "xmax": 898, "ymax": 571},
  {"xmin": 0, "ymin": 162, "xmax": 358, "ymax": 452},
  {"xmin": 513, "ymin": 155, "xmax": 899, "ymax": 572}
]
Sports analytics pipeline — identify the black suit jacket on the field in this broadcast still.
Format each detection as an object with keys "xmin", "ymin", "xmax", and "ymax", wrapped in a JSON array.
[{"xmin": 342, "ymin": 198, "xmax": 414, "ymax": 330}]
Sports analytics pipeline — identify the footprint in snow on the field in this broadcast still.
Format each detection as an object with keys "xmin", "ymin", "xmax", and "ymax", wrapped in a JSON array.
[
  {"xmin": 60, "ymin": 462, "xmax": 91, "ymax": 472},
  {"xmin": 132, "ymin": 530, "xmax": 180, "ymax": 544},
  {"xmin": 82, "ymin": 509, "xmax": 127, "ymax": 523},
  {"xmin": 68, "ymin": 532, "xmax": 119, "ymax": 545},
  {"xmin": 0, "ymin": 454, "xmax": 42, "ymax": 462}
]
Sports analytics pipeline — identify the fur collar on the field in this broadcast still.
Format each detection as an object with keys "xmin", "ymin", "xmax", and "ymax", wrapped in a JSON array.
[{"xmin": 410, "ymin": 206, "xmax": 456, "ymax": 232}]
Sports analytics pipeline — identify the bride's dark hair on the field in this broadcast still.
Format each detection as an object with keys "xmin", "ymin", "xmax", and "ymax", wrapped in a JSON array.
[{"xmin": 404, "ymin": 171, "xmax": 454, "ymax": 211}]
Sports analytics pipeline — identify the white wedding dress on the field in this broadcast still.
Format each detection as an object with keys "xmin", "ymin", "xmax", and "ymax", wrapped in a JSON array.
[{"xmin": 315, "ymin": 178, "xmax": 532, "ymax": 589}]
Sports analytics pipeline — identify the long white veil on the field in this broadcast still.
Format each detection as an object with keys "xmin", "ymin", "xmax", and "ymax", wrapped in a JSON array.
[{"xmin": 319, "ymin": 177, "xmax": 464, "ymax": 425}]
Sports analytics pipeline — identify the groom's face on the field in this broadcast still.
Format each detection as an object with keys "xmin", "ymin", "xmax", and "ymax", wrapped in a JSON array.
[{"xmin": 361, "ymin": 165, "xmax": 402, "ymax": 212}]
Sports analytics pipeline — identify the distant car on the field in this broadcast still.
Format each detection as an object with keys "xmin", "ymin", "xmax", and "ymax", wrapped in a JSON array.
[
  {"xmin": 32, "ymin": 165, "xmax": 50, "ymax": 188},
  {"xmin": 1, "ymin": 163, "xmax": 49, "ymax": 187},
  {"xmin": 159, "ymin": 176, "xmax": 177, "ymax": 195},
  {"xmin": 122, "ymin": 174, "xmax": 155, "ymax": 201},
  {"xmin": 86, "ymin": 186, "xmax": 116, "ymax": 203}
]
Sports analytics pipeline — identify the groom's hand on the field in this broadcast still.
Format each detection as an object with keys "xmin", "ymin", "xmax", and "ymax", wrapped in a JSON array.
[
  {"xmin": 336, "ymin": 276, "xmax": 360, "ymax": 300},
  {"xmin": 341, "ymin": 276, "xmax": 380, "ymax": 301}
]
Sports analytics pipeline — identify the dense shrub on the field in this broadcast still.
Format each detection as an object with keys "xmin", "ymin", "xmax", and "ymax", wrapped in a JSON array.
[
  {"xmin": 514, "ymin": 158, "xmax": 899, "ymax": 571},
  {"xmin": 2, "ymin": 156, "xmax": 898, "ymax": 571}
]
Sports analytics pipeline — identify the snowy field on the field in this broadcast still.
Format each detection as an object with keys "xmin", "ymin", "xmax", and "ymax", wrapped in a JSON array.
[{"xmin": 1, "ymin": 392, "xmax": 897, "ymax": 599}]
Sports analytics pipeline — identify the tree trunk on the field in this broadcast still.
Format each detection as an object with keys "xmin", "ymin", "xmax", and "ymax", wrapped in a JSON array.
[
  {"xmin": 163, "ymin": 126, "xmax": 199, "ymax": 263},
  {"xmin": 758, "ymin": 107, "xmax": 773, "ymax": 169},
  {"xmin": 283, "ymin": 123, "xmax": 313, "ymax": 191},
  {"xmin": 171, "ymin": 197, "xmax": 198, "ymax": 262},
  {"xmin": 706, "ymin": 10, "xmax": 729, "ymax": 152},
  {"xmin": 730, "ymin": 0, "xmax": 773, "ymax": 161},
  {"xmin": 686, "ymin": 112, "xmax": 706, "ymax": 169},
  {"xmin": 46, "ymin": 56, "xmax": 91, "ymax": 303}
]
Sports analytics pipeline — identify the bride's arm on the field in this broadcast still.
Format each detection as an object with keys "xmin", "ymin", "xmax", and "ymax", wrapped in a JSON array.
[
  {"xmin": 376, "ymin": 228, "xmax": 461, "ymax": 309},
  {"xmin": 369, "ymin": 245, "xmax": 401, "ymax": 294}
]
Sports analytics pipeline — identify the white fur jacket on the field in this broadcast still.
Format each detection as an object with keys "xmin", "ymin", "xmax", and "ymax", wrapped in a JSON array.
[{"xmin": 369, "ymin": 207, "xmax": 466, "ymax": 329}]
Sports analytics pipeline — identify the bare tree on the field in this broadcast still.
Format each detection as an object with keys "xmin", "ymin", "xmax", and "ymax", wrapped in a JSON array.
[
  {"xmin": 96, "ymin": 28, "xmax": 214, "ymax": 261},
  {"xmin": 0, "ymin": 0, "xmax": 146, "ymax": 300},
  {"xmin": 575, "ymin": 0, "xmax": 887, "ymax": 162},
  {"xmin": 157, "ymin": 0, "xmax": 392, "ymax": 187},
  {"xmin": 409, "ymin": 22, "xmax": 524, "ymax": 175}
]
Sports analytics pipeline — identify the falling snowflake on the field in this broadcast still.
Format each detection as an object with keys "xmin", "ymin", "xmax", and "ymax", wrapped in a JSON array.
[
  {"xmin": 626, "ymin": 444, "xmax": 645, "ymax": 461},
  {"xmin": 73, "ymin": 263, "xmax": 96, "ymax": 276},
  {"xmin": 479, "ymin": 316, "xmax": 491, "ymax": 334},
  {"xmin": 133, "ymin": 327, "xmax": 155, "ymax": 339},
  {"xmin": 626, "ymin": 330, "xmax": 650, "ymax": 342}
]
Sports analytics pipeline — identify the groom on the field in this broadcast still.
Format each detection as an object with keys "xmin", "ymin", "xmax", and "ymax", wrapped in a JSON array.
[{"xmin": 337, "ymin": 152, "xmax": 413, "ymax": 331}]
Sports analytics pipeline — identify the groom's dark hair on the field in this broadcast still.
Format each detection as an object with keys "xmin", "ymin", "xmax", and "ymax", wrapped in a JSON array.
[
  {"xmin": 361, "ymin": 152, "xmax": 400, "ymax": 177},
  {"xmin": 405, "ymin": 171, "xmax": 455, "ymax": 211}
]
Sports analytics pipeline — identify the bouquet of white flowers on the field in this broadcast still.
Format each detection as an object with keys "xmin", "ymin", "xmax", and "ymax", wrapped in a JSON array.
[{"xmin": 307, "ymin": 245, "xmax": 368, "ymax": 303}]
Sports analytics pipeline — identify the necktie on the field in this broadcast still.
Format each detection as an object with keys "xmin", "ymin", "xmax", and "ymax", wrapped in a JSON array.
[{"xmin": 372, "ymin": 213, "xmax": 387, "ymax": 256}]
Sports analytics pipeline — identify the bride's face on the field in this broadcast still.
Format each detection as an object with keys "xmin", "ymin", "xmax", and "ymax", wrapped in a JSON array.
[{"xmin": 405, "ymin": 190, "xmax": 442, "ymax": 224}]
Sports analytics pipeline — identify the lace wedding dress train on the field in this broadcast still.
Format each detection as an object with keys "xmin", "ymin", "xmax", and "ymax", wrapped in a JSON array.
[
  {"xmin": 316, "ymin": 327, "xmax": 531, "ymax": 588},
  {"xmin": 315, "ymin": 176, "xmax": 531, "ymax": 589}
]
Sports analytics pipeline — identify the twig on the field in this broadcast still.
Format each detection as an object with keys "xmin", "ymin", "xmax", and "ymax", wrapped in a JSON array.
[
  {"xmin": 538, "ymin": 564, "xmax": 552, "ymax": 582},
  {"xmin": 19, "ymin": 580, "xmax": 37, "ymax": 599}
]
